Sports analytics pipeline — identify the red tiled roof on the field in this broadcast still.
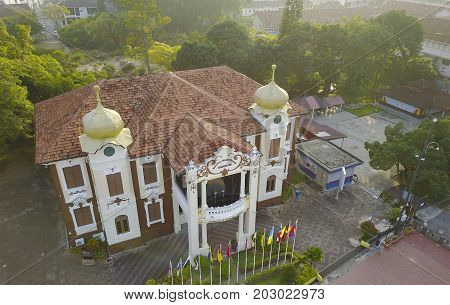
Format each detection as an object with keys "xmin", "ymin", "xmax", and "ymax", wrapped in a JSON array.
[
  {"xmin": 333, "ymin": 232, "xmax": 450, "ymax": 285},
  {"xmin": 298, "ymin": 117, "xmax": 346, "ymax": 141},
  {"xmin": 292, "ymin": 95, "xmax": 325, "ymax": 110},
  {"xmin": 163, "ymin": 114, "xmax": 253, "ymax": 174},
  {"xmin": 323, "ymin": 95, "xmax": 345, "ymax": 107},
  {"xmin": 35, "ymin": 66, "xmax": 307, "ymax": 165}
]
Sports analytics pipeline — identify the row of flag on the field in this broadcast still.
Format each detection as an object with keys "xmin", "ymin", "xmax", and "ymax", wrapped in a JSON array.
[{"xmin": 168, "ymin": 219, "xmax": 299, "ymax": 285}]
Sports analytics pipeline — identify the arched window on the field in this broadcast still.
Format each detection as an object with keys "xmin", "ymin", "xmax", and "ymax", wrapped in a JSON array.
[
  {"xmin": 115, "ymin": 215, "xmax": 129, "ymax": 234},
  {"xmin": 266, "ymin": 175, "xmax": 276, "ymax": 193}
]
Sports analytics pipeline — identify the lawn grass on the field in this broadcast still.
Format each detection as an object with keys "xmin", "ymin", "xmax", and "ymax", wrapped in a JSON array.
[
  {"xmin": 288, "ymin": 169, "xmax": 308, "ymax": 185},
  {"xmin": 345, "ymin": 104, "xmax": 380, "ymax": 117}
]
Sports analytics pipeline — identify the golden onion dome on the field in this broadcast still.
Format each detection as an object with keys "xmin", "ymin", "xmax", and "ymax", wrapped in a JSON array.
[
  {"xmin": 82, "ymin": 85, "xmax": 124, "ymax": 139},
  {"xmin": 254, "ymin": 64, "xmax": 289, "ymax": 110}
]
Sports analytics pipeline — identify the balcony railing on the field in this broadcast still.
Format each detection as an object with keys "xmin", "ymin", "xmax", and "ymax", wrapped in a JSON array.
[{"xmin": 204, "ymin": 196, "xmax": 248, "ymax": 223}]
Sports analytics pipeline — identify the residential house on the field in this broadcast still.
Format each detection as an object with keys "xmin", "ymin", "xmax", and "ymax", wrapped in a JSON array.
[
  {"xmin": 242, "ymin": 0, "xmax": 286, "ymax": 17},
  {"xmin": 421, "ymin": 17, "xmax": 450, "ymax": 78},
  {"xmin": 382, "ymin": 80, "xmax": 450, "ymax": 117},
  {"xmin": 60, "ymin": 0, "xmax": 98, "ymax": 25},
  {"xmin": 34, "ymin": 65, "xmax": 307, "ymax": 258},
  {"xmin": 1, "ymin": 0, "xmax": 41, "ymax": 10}
]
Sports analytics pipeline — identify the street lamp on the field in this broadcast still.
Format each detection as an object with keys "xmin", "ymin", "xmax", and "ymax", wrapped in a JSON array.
[{"xmin": 396, "ymin": 118, "xmax": 440, "ymax": 231}]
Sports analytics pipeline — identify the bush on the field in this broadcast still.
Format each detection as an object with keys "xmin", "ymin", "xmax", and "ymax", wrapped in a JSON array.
[
  {"xmin": 389, "ymin": 207, "xmax": 402, "ymax": 224},
  {"xmin": 360, "ymin": 220, "xmax": 379, "ymax": 242},
  {"xmin": 281, "ymin": 265, "xmax": 298, "ymax": 284},
  {"xmin": 303, "ymin": 247, "xmax": 323, "ymax": 267},
  {"xmin": 145, "ymin": 278, "xmax": 157, "ymax": 285},
  {"xmin": 297, "ymin": 264, "xmax": 318, "ymax": 285}
]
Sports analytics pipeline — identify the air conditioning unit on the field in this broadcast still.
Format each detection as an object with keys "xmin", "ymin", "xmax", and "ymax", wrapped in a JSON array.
[
  {"xmin": 75, "ymin": 238, "xmax": 85, "ymax": 247},
  {"xmin": 92, "ymin": 232, "xmax": 105, "ymax": 242}
]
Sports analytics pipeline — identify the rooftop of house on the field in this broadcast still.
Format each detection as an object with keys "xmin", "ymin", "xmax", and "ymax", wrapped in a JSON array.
[
  {"xmin": 60, "ymin": 0, "xmax": 98, "ymax": 8},
  {"xmin": 298, "ymin": 117, "xmax": 347, "ymax": 141},
  {"xmin": 252, "ymin": 0, "xmax": 450, "ymax": 26},
  {"xmin": 292, "ymin": 95, "xmax": 324, "ymax": 110},
  {"xmin": 296, "ymin": 138, "xmax": 362, "ymax": 172},
  {"xmin": 0, "ymin": 3, "xmax": 30, "ymax": 18},
  {"xmin": 332, "ymin": 232, "xmax": 450, "ymax": 284},
  {"xmin": 383, "ymin": 80, "xmax": 450, "ymax": 111},
  {"xmin": 35, "ymin": 66, "xmax": 307, "ymax": 171},
  {"xmin": 422, "ymin": 17, "xmax": 450, "ymax": 45},
  {"xmin": 244, "ymin": 0, "xmax": 286, "ymax": 9}
]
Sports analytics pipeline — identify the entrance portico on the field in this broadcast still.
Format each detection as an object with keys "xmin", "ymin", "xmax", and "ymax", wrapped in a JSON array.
[{"xmin": 174, "ymin": 146, "xmax": 260, "ymax": 258}]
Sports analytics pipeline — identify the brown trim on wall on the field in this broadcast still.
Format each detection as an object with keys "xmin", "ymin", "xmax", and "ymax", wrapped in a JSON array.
[
  {"xmin": 130, "ymin": 158, "xmax": 174, "ymax": 243},
  {"xmin": 257, "ymin": 195, "xmax": 282, "ymax": 210},
  {"xmin": 49, "ymin": 164, "xmax": 103, "ymax": 247}
]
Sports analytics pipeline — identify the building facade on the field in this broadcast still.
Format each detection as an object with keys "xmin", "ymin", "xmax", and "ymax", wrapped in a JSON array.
[
  {"xmin": 242, "ymin": 0, "xmax": 286, "ymax": 17},
  {"xmin": 295, "ymin": 139, "xmax": 362, "ymax": 190},
  {"xmin": 35, "ymin": 65, "xmax": 306, "ymax": 258},
  {"xmin": 1, "ymin": 0, "xmax": 42, "ymax": 9},
  {"xmin": 60, "ymin": 0, "xmax": 98, "ymax": 25}
]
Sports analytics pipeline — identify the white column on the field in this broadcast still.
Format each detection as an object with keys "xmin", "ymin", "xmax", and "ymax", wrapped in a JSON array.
[
  {"xmin": 186, "ymin": 162, "xmax": 200, "ymax": 259},
  {"xmin": 171, "ymin": 168, "xmax": 181, "ymax": 233},
  {"xmin": 244, "ymin": 149, "xmax": 259, "ymax": 245},
  {"xmin": 240, "ymin": 171, "xmax": 246, "ymax": 198},
  {"xmin": 199, "ymin": 180, "xmax": 209, "ymax": 255}
]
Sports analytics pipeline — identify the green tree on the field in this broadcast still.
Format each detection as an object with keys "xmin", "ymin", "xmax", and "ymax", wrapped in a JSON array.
[
  {"xmin": 279, "ymin": 0, "xmax": 302, "ymax": 37},
  {"xmin": 149, "ymin": 42, "xmax": 181, "ymax": 70},
  {"xmin": 172, "ymin": 41, "xmax": 219, "ymax": 70},
  {"xmin": 42, "ymin": 4, "xmax": 69, "ymax": 27},
  {"xmin": 303, "ymin": 247, "xmax": 323, "ymax": 267},
  {"xmin": 365, "ymin": 118, "xmax": 449, "ymax": 201},
  {"xmin": 116, "ymin": 0, "xmax": 170, "ymax": 73}
]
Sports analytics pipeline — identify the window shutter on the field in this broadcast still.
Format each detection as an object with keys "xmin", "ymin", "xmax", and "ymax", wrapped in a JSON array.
[
  {"xmin": 142, "ymin": 162, "xmax": 158, "ymax": 184},
  {"xmin": 255, "ymin": 134, "xmax": 261, "ymax": 151},
  {"xmin": 107, "ymin": 173, "xmax": 124, "ymax": 197},
  {"xmin": 269, "ymin": 138, "xmax": 281, "ymax": 159},
  {"xmin": 149, "ymin": 202, "xmax": 162, "ymax": 222},
  {"xmin": 286, "ymin": 123, "xmax": 291, "ymax": 141},
  {"xmin": 74, "ymin": 206, "xmax": 93, "ymax": 227},
  {"xmin": 63, "ymin": 165, "xmax": 85, "ymax": 189}
]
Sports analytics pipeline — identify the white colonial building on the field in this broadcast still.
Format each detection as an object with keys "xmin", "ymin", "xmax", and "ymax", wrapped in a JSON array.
[{"xmin": 35, "ymin": 65, "xmax": 305, "ymax": 258}]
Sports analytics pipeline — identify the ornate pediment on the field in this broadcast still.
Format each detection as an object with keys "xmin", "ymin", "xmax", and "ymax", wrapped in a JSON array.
[{"xmin": 196, "ymin": 146, "xmax": 251, "ymax": 179}]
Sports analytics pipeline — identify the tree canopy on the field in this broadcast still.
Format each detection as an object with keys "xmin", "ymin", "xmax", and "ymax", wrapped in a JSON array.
[{"xmin": 365, "ymin": 118, "xmax": 449, "ymax": 202}]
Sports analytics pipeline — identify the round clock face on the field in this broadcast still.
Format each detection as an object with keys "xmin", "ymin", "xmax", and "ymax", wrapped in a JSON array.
[
  {"xmin": 103, "ymin": 146, "xmax": 115, "ymax": 157},
  {"xmin": 274, "ymin": 115, "xmax": 282, "ymax": 124}
]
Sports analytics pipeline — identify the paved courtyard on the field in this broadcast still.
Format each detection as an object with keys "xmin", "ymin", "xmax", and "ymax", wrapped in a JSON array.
[
  {"xmin": 314, "ymin": 109, "xmax": 420, "ymax": 194},
  {"xmin": 1, "ymin": 148, "xmax": 389, "ymax": 284}
]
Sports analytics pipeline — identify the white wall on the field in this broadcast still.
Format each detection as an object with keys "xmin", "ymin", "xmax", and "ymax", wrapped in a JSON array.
[{"xmin": 422, "ymin": 39, "xmax": 450, "ymax": 78}]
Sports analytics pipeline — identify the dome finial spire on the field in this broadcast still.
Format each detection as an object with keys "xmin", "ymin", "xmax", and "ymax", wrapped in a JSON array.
[
  {"xmin": 271, "ymin": 64, "xmax": 277, "ymax": 81},
  {"xmin": 93, "ymin": 85, "xmax": 102, "ymax": 106}
]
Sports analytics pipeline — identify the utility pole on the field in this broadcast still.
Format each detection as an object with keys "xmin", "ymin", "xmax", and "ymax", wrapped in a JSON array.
[{"xmin": 396, "ymin": 118, "xmax": 437, "ymax": 231}]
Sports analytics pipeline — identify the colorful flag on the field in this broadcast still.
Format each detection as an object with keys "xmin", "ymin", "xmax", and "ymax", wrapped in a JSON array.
[
  {"xmin": 267, "ymin": 226, "xmax": 274, "ymax": 245},
  {"xmin": 251, "ymin": 232, "xmax": 257, "ymax": 247},
  {"xmin": 226, "ymin": 242, "xmax": 231, "ymax": 258},
  {"xmin": 169, "ymin": 260, "xmax": 173, "ymax": 276},
  {"xmin": 217, "ymin": 244, "xmax": 223, "ymax": 263},
  {"xmin": 280, "ymin": 226, "xmax": 287, "ymax": 240},
  {"xmin": 245, "ymin": 237, "xmax": 248, "ymax": 250},
  {"xmin": 194, "ymin": 259, "xmax": 199, "ymax": 270},
  {"xmin": 176, "ymin": 259, "xmax": 182, "ymax": 276},
  {"xmin": 260, "ymin": 230, "xmax": 266, "ymax": 248},
  {"xmin": 208, "ymin": 246, "xmax": 213, "ymax": 263},
  {"xmin": 289, "ymin": 225, "xmax": 296, "ymax": 237}
]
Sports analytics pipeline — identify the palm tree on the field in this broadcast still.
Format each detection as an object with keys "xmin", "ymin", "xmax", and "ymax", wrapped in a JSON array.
[{"xmin": 303, "ymin": 247, "xmax": 323, "ymax": 267}]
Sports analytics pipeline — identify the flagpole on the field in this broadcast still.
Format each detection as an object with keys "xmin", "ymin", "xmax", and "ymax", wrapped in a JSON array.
[
  {"xmin": 219, "ymin": 244, "xmax": 222, "ymax": 285},
  {"xmin": 268, "ymin": 226, "xmax": 274, "ymax": 269},
  {"xmin": 227, "ymin": 241, "xmax": 231, "ymax": 285},
  {"xmin": 252, "ymin": 233, "xmax": 257, "ymax": 275},
  {"xmin": 291, "ymin": 219, "xmax": 298, "ymax": 263},
  {"xmin": 236, "ymin": 240, "xmax": 240, "ymax": 283},
  {"xmin": 210, "ymin": 261, "xmax": 213, "ymax": 285},
  {"xmin": 276, "ymin": 224, "xmax": 282, "ymax": 267},
  {"xmin": 170, "ymin": 260, "xmax": 174, "ymax": 285},
  {"xmin": 198, "ymin": 257, "xmax": 202, "ymax": 285},
  {"xmin": 244, "ymin": 237, "xmax": 248, "ymax": 282},
  {"xmin": 284, "ymin": 221, "xmax": 291, "ymax": 263},
  {"xmin": 180, "ymin": 258, "xmax": 184, "ymax": 285},
  {"xmin": 189, "ymin": 256, "xmax": 193, "ymax": 285},
  {"xmin": 260, "ymin": 228, "xmax": 265, "ymax": 272}
]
